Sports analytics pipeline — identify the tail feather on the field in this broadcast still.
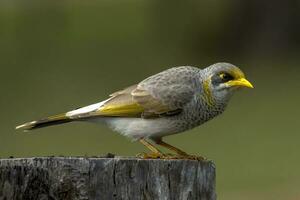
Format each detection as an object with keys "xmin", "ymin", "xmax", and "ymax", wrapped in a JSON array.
[{"xmin": 16, "ymin": 113, "xmax": 72, "ymax": 131}]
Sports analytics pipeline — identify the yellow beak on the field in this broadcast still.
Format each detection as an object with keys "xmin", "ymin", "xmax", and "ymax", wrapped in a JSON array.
[{"xmin": 227, "ymin": 78, "xmax": 254, "ymax": 88}]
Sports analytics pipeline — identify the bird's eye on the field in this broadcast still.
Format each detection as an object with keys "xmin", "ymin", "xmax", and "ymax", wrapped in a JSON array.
[{"xmin": 219, "ymin": 73, "xmax": 234, "ymax": 82}]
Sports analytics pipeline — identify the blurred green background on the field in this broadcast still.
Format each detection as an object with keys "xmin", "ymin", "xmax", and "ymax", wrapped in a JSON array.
[{"xmin": 1, "ymin": 0, "xmax": 300, "ymax": 199}]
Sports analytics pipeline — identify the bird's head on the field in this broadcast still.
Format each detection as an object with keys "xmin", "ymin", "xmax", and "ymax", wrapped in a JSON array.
[{"xmin": 201, "ymin": 62, "xmax": 253, "ymax": 104}]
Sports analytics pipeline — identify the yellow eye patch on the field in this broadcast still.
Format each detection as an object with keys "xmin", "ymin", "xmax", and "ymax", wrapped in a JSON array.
[{"xmin": 219, "ymin": 73, "xmax": 226, "ymax": 79}]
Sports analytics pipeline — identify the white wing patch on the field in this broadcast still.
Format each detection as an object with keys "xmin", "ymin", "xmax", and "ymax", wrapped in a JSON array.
[{"xmin": 66, "ymin": 98, "xmax": 112, "ymax": 119}]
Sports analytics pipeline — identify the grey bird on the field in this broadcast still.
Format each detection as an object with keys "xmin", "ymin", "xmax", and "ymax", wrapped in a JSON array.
[{"xmin": 16, "ymin": 62, "xmax": 253, "ymax": 159}]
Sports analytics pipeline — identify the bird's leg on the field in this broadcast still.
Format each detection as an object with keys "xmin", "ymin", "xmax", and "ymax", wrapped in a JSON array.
[
  {"xmin": 155, "ymin": 139, "xmax": 188, "ymax": 156},
  {"xmin": 155, "ymin": 139, "xmax": 205, "ymax": 160},
  {"xmin": 137, "ymin": 139, "xmax": 165, "ymax": 159}
]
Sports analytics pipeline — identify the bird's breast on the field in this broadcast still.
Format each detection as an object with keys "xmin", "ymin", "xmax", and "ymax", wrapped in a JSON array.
[{"xmin": 180, "ymin": 97, "xmax": 227, "ymax": 129}]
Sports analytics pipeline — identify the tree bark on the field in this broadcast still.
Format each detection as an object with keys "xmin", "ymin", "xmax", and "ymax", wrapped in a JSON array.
[{"xmin": 0, "ymin": 156, "xmax": 216, "ymax": 200}]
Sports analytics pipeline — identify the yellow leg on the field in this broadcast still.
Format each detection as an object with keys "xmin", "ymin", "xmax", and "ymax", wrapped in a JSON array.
[
  {"xmin": 155, "ymin": 139, "xmax": 205, "ymax": 160},
  {"xmin": 138, "ymin": 139, "xmax": 164, "ymax": 159},
  {"xmin": 155, "ymin": 139, "xmax": 188, "ymax": 156}
]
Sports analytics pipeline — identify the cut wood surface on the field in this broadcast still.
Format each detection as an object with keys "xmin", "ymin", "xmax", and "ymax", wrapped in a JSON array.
[{"xmin": 0, "ymin": 156, "xmax": 216, "ymax": 200}]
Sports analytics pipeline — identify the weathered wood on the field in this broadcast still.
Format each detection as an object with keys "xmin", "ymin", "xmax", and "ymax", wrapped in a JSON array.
[{"xmin": 0, "ymin": 157, "xmax": 216, "ymax": 200}]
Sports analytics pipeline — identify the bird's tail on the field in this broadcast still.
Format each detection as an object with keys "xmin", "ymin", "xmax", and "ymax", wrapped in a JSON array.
[{"xmin": 15, "ymin": 113, "xmax": 72, "ymax": 131}]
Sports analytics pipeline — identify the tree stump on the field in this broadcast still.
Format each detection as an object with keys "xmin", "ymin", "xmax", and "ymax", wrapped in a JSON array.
[{"xmin": 0, "ymin": 156, "xmax": 216, "ymax": 200}]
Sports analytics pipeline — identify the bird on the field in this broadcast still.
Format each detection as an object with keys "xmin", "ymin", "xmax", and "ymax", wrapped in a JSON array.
[{"xmin": 16, "ymin": 62, "xmax": 253, "ymax": 159}]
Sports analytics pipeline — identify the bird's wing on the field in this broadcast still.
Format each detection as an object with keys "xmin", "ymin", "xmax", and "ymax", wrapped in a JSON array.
[
  {"xmin": 95, "ymin": 84, "xmax": 146, "ymax": 117},
  {"xmin": 96, "ymin": 84, "xmax": 191, "ymax": 118},
  {"xmin": 132, "ymin": 66, "xmax": 198, "ymax": 116},
  {"xmin": 67, "ymin": 67, "xmax": 198, "ymax": 119},
  {"xmin": 130, "ymin": 84, "xmax": 194, "ymax": 118},
  {"xmin": 67, "ymin": 84, "xmax": 194, "ymax": 119}
]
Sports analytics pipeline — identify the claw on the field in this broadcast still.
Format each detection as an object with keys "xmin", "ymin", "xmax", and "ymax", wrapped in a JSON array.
[
  {"xmin": 136, "ymin": 152, "xmax": 164, "ymax": 159},
  {"xmin": 136, "ymin": 152, "xmax": 206, "ymax": 160},
  {"xmin": 178, "ymin": 154, "xmax": 206, "ymax": 161},
  {"xmin": 163, "ymin": 154, "xmax": 206, "ymax": 160}
]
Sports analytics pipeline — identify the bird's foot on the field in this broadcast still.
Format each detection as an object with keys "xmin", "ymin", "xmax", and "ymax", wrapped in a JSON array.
[
  {"xmin": 161, "ymin": 153, "xmax": 206, "ymax": 160},
  {"xmin": 136, "ymin": 152, "xmax": 165, "ymax": 159},
  {"xmin": 136, "ymin": 152, "xmax": 206, "ymax": 160}
]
